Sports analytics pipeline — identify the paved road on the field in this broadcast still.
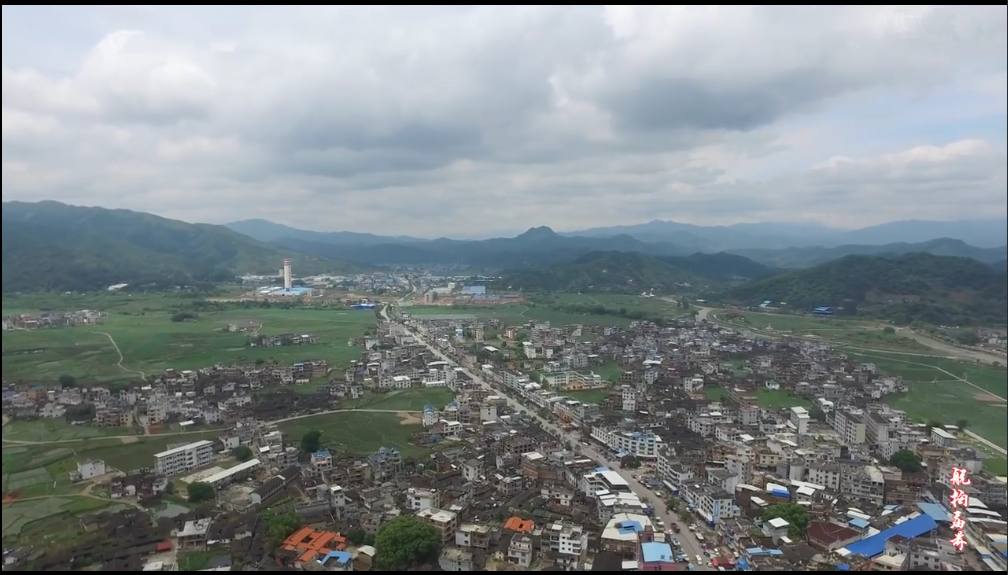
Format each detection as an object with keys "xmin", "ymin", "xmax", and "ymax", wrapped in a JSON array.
[{"xmin": 397, "ymin": 318, "xmax": 713, "ymax": 570}]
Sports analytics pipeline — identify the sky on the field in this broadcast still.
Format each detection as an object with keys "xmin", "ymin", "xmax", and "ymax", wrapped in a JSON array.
[{"xmin": 2, "ymin": 5, "xmax": 1007, "ymax": 238}]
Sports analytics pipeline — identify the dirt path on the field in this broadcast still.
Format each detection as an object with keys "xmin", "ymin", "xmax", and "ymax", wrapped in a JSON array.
[{"xmin": 90, "ymin": 331, "xmax": 147, "ymax": 381}]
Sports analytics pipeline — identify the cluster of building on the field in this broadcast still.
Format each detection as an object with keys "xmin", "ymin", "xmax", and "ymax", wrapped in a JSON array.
[
  {"xmin": 1, "ymin": 309, "xmax": 106, "ymax": 330},
  {"xmin": 5, "ymin": 300, "xmax": 1007, "ymax": 572}
]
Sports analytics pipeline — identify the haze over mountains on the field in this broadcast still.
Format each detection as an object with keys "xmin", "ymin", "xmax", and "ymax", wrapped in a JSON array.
[{"xmin": 226, "ymin": 218, "xmax": 1008, "ymax": 268}]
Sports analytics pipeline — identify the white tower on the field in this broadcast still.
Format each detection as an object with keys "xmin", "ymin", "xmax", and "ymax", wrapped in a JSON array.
[{"xmin": 282, "ymin": 259, "xmax": 292, "ymax": 290}]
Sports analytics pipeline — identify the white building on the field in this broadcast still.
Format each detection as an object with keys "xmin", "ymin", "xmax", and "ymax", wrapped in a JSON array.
[
  {"xmin": 201, "ymin": 458, "xmax": 262, "ymax": 490},
  {"xmin": 154, "ymin": 440, "xmax": 215, "ymax": 477},
  {"xmin": 407, "ymin": 487, "xmax": 440, "ymax": 511},
  {"xmin": 590, "ymin": 427, "xmax": 661, "ymax": 459},
  {"xmin": 75, "ymin": 459, "xmax": 107, "ymax": 481}
]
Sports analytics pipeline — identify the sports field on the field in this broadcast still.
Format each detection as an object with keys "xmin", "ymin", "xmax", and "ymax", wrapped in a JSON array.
[
  {"xmin": 2, "ymin": 293, "xmax": 375, "ymax": 384},
  {"xmin": 346, "ymin": 388, "xmax": 456, "ymax": 411},
  {"xmin": 277, "ymin": 411, "xmax": 428, "ymax": 457}
]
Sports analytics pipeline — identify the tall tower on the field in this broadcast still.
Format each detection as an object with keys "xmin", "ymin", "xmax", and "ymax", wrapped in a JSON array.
[{"xmin": 282, "ymin": 258, "xmax": 293, "ymax": 290}]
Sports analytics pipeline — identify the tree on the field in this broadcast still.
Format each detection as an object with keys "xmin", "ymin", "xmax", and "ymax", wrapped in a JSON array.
[
  {"xmin": 233, "ymin": 445, "xmax": 253, "ymax": 462},
  {"xmin": 621, "ymin": 455, "xmax": 642, "ymax": 469},
  {"xmin": 882, "ymin": 326, "xmax": 896, "ymax": 334},
  {"xmin": 347, "ymin": 529, "xmax": 367, "ymax": 546},
  {"xmin": 374, "ymin": 515, "xmax": 442, "ymax": 570},
  {"xmin": 263, "ymin": 510, "xmax": 301, "ymax": 542},
  {"xmin": 808, "ymin": 406, "xmax": 826, "ymax": 423},
  {"xmin": 187, "ymin": 482, "xmax": 215, "ymax": 503},
  {"xmin": 58, "ymin": 374, "xmax": 76, "ymax": 388},
  {"xmin": 762, "ymin": 503, "xmax": 809, "ymax": 538},
  {"xmin": 955, "ymin": 419, "xmax": 969, "ymax": 431},
  {"xmin": 889, "ymin": 449, "xmax": 923, "ymax": 474},
  {"xmin": 300, "ymin": 429, "xmax": 322, "ymax": 453}
]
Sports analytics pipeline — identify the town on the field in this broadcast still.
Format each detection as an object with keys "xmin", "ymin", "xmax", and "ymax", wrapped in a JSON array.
[{"xmin": 3, "ymin": 297, "xmax": 1005, "ymax": 572}]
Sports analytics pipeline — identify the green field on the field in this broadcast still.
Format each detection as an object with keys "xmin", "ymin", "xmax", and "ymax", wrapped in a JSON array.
[
  {"xmin": 2, "ymin": 294, "xmax": 376, "ymax": 384},
  {"xmin": 564, "ymin": 388, "xmax": 612, "ymax": 404},
  {"xmin": 408, "ymin": 305, "xmax": 641, "ymax": 327},
  {"xmin": 843, "ymin": 350, "xmax": 1007, "ymax": 449},
  {"xmin": 725, "ymin": 311, "xmax": 930, "ymax": 352},
  {"xmin": 277, "ymin": 411, "xmax": 428, "ymax": 457},
  {"xmin": 2, "ymin": 420, "xmax": 134, "ymax": 442},
  {"xmin": 2, "ymin": 496, "xmax": 129, "ymax": 544},
  {"xmin": 347, "ymin": 388, "xmax": 457, "ymax": 411}
]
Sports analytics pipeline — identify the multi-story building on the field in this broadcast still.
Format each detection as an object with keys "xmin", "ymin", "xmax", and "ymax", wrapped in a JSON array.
[
  {"xmin": 840, "ymin": 464, "xmax": 885, "ymax": 505},
  {"xmin": 407, "ymin": 487, "xmax": 440, "ymax": 511},
  {"xmin": 541, "ymin": 521, "xmax": 587, "ymax": 563},
  {"xmin": 154, "ymin": 440, "xmax": 215, "ymax": 477},
  {"xmin": 831, "ymin": 408, "xmax": 866, "ymax": 445},
  {"xmin": 417, "ymin": 508, "xmax": 459, "ymax": 544},
  {"xmin": 590, "ymin": 427, "xmax": 661, "ymax": 459}
]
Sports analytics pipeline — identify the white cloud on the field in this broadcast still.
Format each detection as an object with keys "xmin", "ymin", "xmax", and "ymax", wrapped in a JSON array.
[{"xmin": 2, "ymin": 5, "xmax": 1006, "ymax": 237}]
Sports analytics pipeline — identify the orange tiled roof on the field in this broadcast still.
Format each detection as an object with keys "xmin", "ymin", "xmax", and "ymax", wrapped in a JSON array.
[{"xmin": 504, "ymin": 517, "xmax": 535, "ymax": 533}]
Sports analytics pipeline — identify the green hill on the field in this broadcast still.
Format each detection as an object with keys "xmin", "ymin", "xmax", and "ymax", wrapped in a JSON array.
[
  {"xmin": 722, "ymin": 253, "xmax": 1007, "ymax": 326},
  {"xmin": 1, "ymin": 201, "xmax": 361, "ymax": 293},
  {"xmin": 497, "ymin": 250, "xmax": 772, "ymax": 293}
]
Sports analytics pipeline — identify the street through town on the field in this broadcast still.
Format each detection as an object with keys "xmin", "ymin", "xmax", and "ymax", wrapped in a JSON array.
[{"xmin": 385, "ymin": 305, "xmax": 714, "ymax": 570}]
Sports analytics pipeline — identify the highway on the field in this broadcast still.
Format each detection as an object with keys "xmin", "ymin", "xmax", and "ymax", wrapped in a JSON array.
[{"xmin": 386, "ymin": 307, "xmax": 713, "ymax": 570}]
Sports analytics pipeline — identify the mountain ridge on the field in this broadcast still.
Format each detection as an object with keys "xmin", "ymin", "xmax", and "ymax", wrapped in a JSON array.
[{"xmin": 2, "ymin": 201, "xmax": 363, "ymax": 293}]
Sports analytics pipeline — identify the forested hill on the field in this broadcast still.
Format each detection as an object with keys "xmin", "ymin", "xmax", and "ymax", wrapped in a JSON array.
[
  {"xmin": 722, "ymin": 253, "xmax": 1007, "ymax": 325},
  {"xmin": 1, "ymin": 201, "xmax": 361, "ymax": 293}
]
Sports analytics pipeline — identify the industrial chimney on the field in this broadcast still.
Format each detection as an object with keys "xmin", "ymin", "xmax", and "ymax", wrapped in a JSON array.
[{"xmin": 282, "ymin": 259, "xmax": 293, "ymax": 290}]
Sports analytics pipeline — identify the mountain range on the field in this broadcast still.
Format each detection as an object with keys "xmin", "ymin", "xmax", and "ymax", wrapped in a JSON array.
[
  {"xmin": 227, "ymin": 219, "xmax": 1008, "ymax": 268},
  {"xmin": 1, "ymin": 202, "xmax": 362, "ymax": 293}
]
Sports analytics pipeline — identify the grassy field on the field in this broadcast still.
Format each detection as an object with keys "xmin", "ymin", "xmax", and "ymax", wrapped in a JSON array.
[
  {"xmin": 2, "ymin": 293, "xmax": 376, "ymax": 385},
  {"xmin": 347, "ymin": 388, "xmax": 457, "ymax": 411},
  {"xmin": 727, "ymin": 311, "xmax": 930, "ymax": 352},
  {"xmin": 843, "ymin": 350, "xmax": 1007, "ymax": 449},
  {"xmin": 564, "ymin": 388, "xmax": 612, "ymax": 404},
  {"xmin": 408, "ymin": 304, "xmax": 642, "ymax": 327},
  {"xmin": 2, "ymin": 496, "xmax": 129, "ymax": 544},
  {"xmin": 2, "ymin": 420, "xmax": 132, "ymax": 442},
  {"xmin": 277, "ymin": 411, "xmax": 428, "ymax": 457}
]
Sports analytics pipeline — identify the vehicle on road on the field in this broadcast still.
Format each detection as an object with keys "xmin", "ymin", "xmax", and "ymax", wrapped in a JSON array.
[{"xmin": 671, "ymin": 523, "xmax": 681, "ymax": 533}]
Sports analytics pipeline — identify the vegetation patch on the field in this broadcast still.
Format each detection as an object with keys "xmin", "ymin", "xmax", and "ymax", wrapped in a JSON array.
[{"xmin": 278, "ymin": 411, "xmax": 428, "ymax": 458}]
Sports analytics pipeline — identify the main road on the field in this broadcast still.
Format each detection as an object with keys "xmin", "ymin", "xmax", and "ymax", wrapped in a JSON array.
[{"xmin": 384, "ymin": 307, "xmax": 712, "ymax": 570}]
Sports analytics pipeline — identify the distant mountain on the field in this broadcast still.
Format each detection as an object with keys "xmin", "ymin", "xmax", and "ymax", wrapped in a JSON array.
[
  {"xmin": 835, "ymin": 219, "xmax": 1008, "ymax": 249},
  {"xmin": 276, "ymin": 226, "xmax": 694, "ymax": 267},
  {"xmin": 721, "ymin": 253, "xmax": 1008, "ymax": 326},
  {"xmin": 730, "ymin": 238, "xmax": 1008, "ymax": 268},
  {"xmin": 226, "ymin": 219, "xmax": 425, "ymax": 246},
  {"xmin": 563, "ymin": 220, "xmax": 834, "ymax": 252},
  {"xmin": 498, "ymin": 250, "xmax": 772, "ymax": 293},
  {"xmin": 2, "ymin": 202, "xmax": 362, "ymax": 293},
  {"xmin": 564, "ymin": 218, "xmax": 1008, "ymax": 251}
]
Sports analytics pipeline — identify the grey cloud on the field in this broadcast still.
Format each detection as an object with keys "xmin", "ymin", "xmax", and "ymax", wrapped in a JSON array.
[{"xmin": 1, "ymin": 5, "xmax": 1006, "ymax": 237}]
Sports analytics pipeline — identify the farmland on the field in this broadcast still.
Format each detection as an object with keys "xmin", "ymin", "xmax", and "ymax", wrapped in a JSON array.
[
  {"xmin": 723, "ymin": 311, "xmax": 931, "ymax": 352},
  {"xmin": 845, "ymin": 350, "xmax": 1008, "ymax": 450},
  {"xmin": 347, "ymin": 388, "xmax": 456, "ymax": 411},
  {"xmin": 3, "ymin": 496, "xmax": 130, "ymax": 544},
  {"xmin": 406, "ymin": 292, "xmax": 691, "ymax": 328},
  {"xmin": 277, "ymin": 411, "xmax": 428, "ymax": 458},
  {"xmin": 2, "ymin": 293, "xmax": 376, "ymax": 385}
]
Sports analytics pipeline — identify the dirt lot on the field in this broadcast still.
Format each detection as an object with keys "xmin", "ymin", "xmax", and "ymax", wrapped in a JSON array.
[{"xmin": 397, "ymin": 412, "xmax": 423, "ymax": 425}]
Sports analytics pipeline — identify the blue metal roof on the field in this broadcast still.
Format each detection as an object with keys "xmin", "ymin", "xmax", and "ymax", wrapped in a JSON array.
[
  {"xmin": 617, "ymin": 520, "xmax": 643, "ymax": 535},
  {"xmin": 917, "ymin": 502, "xmax": 949, "ymax": 522},
  {"xmin": 848, "ymin": 517, "xmax": 869, "ymax": 529},
  {"xmin": 641, "ymin": 541, "xmax": 674, "ymax": 563},
  {"xmin": 844, "ymin": 514, "xmax": 938, "ymax": 558},
  {"xmin": 319, "ymin": 551, "xmax": 351, "ymax": 566}
]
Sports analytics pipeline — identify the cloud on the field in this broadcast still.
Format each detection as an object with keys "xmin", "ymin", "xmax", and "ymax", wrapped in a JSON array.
[{"xmin": 2, "ymin": 5, "xmax": 1006, "ymax": 237}]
